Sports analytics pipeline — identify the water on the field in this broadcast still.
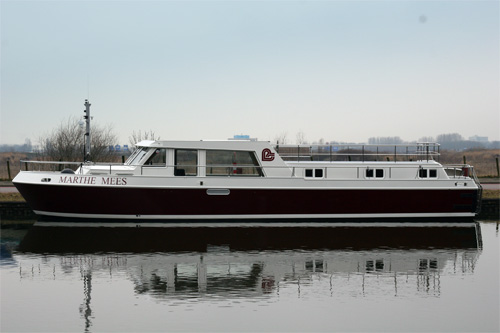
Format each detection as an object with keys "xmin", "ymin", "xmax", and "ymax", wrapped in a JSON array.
[{"xmin": 1, "ymin": 222, "xmax": 498, "ymax": 332}]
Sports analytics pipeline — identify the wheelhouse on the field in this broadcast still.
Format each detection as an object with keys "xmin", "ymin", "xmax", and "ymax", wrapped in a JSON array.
[{"xmin": 123, "ymin": 141, "xmax": 272, "ymax": 177}]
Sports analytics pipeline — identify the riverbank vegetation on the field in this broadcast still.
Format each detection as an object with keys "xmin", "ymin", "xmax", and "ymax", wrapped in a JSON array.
[
  {"xmin": 0, "ymin": 192, "xmax": 24, "ymax": 202},
  {"xmin": 482, "ymin": 190, "xmax": 500, "ymax": 199}
]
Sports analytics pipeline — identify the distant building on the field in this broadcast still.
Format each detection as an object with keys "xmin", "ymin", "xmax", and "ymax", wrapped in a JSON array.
[
  {"xmin": 229, "ymin": 135, "xmax": 257, "ymax": 141},
  {"xmin": 109, "ymin": 144, "xmax": 131, "ymax": 153},
  {"xmin": 469, "ymin": 135, "xmax": 488, "ymax": 143}
]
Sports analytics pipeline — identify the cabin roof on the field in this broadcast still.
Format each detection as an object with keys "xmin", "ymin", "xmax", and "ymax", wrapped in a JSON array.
[{"xmin": 135, "ymin": 140, "xmax": 273, "ymax": 150}]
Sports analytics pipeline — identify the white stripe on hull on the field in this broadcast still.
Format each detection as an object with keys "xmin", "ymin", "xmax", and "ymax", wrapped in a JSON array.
[
  {"xmin": 34, "ymin": 221, "xmax": 478, "ymax": 228},
  {"xmin": 34, "ymin": 210, "xmax": 475, "ymax": 220}
]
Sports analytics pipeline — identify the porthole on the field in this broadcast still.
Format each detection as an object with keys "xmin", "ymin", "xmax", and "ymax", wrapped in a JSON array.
[
  {"xmin": 366, "ymin": 169, "xmax": 374, "ymax": 178},
  {"xmin": 315, "ymin": 169, "xmax": 323, "ymax": 178},
  {"xmin": 305, "ymin": 168, "xmax": 324, "ymax": 178},
  {"xmin": 366, "ymin": 168, "xmax": 384, "ymax": 178},
  {"xmin": 419, "ymin": 169, "xmax": 428, "ymax": 178}
]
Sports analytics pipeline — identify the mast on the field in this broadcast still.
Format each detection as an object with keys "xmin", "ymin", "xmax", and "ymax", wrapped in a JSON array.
[{"xmin": 83, "ymin": 99, "xmax": 91, "ymax": 162}]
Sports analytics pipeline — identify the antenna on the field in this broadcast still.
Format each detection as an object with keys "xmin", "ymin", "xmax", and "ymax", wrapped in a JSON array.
[{"xmin": 83, "ymin": 99, "xmax": 91, "ymax": 162}]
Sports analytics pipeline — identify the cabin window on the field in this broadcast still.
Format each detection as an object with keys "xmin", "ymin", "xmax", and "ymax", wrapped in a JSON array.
[
  {"xmin": 366, "ymin": 261, "xmax": 374, "ymax": 272},
  {"xmin": 206, "ymin": 150, "xmax": 262, "ymax": 176},
  {"xmin": 366, "ymin": 169, "xmax": 374, "ymax": 178},
  {"xmin": 175, "ymin": 149, "xmax": 197, "ymax": 176},
  {"xmin": 376, "ymin": 259, "xmax": 384, "ymax": 271},
  {"xmin": 144, "ymin": 149, "xmax": 166, "ymax": 166},
  {"xmin": 429, "ymin": 169, "xmax": 437, "ymax": 178},
  {"xmin": 126, "ymin": 147, "xmax": 149, "ymax": 165},
  {"xmin": 366, "ymin": 168, "xmax": 384, "ymax": 178},
  {"xmin": 305, "ymin": 168, "xmax": 324, "ymax": 178},
  {"xmin": 419, "ymin": 168, "xmax": 427, "ymax": 178}
]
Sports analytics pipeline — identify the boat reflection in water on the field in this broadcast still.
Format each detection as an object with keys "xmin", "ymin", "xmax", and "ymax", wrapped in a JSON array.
[
  {"xmin": 16, "ymin": 222, "xmax": 482, "ymax": 331},
  {"xmin": 19, "ymin": 221, "xmax": 482, "ymax": 253}
]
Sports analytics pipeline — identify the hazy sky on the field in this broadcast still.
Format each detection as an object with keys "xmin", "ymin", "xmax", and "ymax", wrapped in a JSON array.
[{"xmin": 1, "ymin": 0, "xmax": 499, "ymax": 145}]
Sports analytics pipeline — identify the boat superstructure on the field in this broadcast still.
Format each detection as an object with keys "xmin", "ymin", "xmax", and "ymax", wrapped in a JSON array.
[{"xmin": 13, "ymin": 140, "xmax": 482, "ymax": 222}]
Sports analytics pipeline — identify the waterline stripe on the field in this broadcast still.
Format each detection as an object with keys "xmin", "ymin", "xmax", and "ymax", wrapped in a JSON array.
[
  {"xmin": 34, "ymin": 210, "xmax": 475, "ymax": 220},
  {"xmin": 34, "ymin": 221, "xmax": 478, "ymax": 228}
]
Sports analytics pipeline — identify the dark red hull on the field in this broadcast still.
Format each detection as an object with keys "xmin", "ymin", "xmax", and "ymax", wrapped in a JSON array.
[{"xmin": 14, "ymin": 182, "xmax": 479, "ymax": 221}]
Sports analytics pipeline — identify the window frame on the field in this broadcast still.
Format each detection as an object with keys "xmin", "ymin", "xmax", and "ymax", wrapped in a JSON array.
[
  {"xmin": 143, "ymin": 148, "xmax": 167, "ymax": 166},
  {"xmin": 126, "ymin": 147, "xmax": 150, "ymax": 166},
  {"xmin": 205, "ymin": 150, "xmax": 263, "ymax": 177},
  {"xmin": 174, "ymin": 149, "xmax": 198, "ymax": 176}
]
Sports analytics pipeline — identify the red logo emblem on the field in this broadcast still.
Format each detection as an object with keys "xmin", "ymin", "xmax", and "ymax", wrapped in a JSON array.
[{"xmin": 262, "ymin": 148, "xmax": 275, "ymax": 161}]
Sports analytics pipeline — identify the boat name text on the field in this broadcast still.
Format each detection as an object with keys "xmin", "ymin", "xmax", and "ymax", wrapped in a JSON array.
[{"xmin": 59, "ymin": 176, "xmax": 128, "ymax": 185}]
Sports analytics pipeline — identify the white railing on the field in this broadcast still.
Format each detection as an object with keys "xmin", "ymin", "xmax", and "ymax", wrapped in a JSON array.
[
  {"xmin": 443, "ymin": 165, "xmax": 475, "ymax": 179},
  {"xmin": 20, "ymin": 160, "xmax": 479, "ymax": 183},
  {"xmin": 19, "ymin": 160, "xmax": 123, "ymax": 175},
  {"xmin": 274, "ymin": 142, "xmax": 440, "ymax": 162}
]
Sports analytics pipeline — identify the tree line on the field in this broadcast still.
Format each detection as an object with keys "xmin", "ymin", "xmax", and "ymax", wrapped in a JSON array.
[
  {"xmin": 1, "ymin": 118, "xmax": 498, "ymax": 162},
  {"xmin": 368, "ymin": 134, "xmax": 499, "ymax": 150},
  {"xmin": 276, "ymin": 132, "xmax": 499, "ymax": 150}
]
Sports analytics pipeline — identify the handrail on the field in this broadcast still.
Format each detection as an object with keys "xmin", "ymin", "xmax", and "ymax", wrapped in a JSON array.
[
  {"xmin": 19, "ymin": 160, "xmax": 125, "ymax": 174},
  {"xmin": 19, "ymin": 160, "xmax": 84, "ymax": 173},
  {"xmin": 274, "ymin": 142, "xmax": 440, "ymax": 162},
  {"xmin": 17, "ymin": 159, "xmax": 482, "ymax": 184},
  {"xmin": 20, "ymin": 160, "xmax": 83, "ymax": 165},
  {"xmin": 442, "ymin": 164, "xmax": 476, "ymax": 180},
  {"xmin": 21, "ymin": 161, "xmax": 473, "ymax": 172}
]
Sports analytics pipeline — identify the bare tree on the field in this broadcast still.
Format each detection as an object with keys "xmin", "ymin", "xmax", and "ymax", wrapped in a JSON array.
[
  {"xmin": 274, "ymin": 132, "xmax": 288, "ymax": 145},
  {"xmin": 38, "ymin": 117, "xmax": 117, "ymax": 162},
  {"xmin": 436, "ymin": 133, "xmax": 464, "ymax": 143},
  {"xmin": 418, "ymin": 136, "xmax": 435, "ymax": 143},
  {"xmin": 368, "ymin": 136, "xmax": 404, "ymax": 145},
  {"xmin": 296, "ymin": 131, "xmax": 307, "ymax": 144}
]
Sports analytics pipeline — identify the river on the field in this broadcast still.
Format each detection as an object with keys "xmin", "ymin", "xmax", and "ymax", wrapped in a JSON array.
[{"xmin": 1, "ymin": 221, "xmax": 498, "ymax": 332}]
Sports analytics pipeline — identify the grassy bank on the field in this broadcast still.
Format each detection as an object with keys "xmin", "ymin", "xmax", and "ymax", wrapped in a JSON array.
[
  {"xmin": 0, "ymin": 152, "xmax": 31, "ymax": 180},
  {"xmin": 483, "ymin": 190, "xmax": 500, "ymax": 199},
  {"xmin": 440, "ymin": 149, "xmax": 500, "ymax": 177},
  {"xmin": 0, "ymin": 192, "xmax": 25, "ymax": 202}
]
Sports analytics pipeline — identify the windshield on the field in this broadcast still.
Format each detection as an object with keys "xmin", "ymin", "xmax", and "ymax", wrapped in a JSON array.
[{"xmin": 126, "ymin": 147, "xmax": 150, "ymax": 165}]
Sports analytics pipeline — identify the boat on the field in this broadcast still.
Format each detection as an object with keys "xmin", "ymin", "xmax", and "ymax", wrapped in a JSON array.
[
  {"xmin": 13, "ymin": 138, "xmax": 482, "ymax": 223},
  {"xmin": 12, "ymin": 100, "xmax": 482, "ymax": 224}
]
